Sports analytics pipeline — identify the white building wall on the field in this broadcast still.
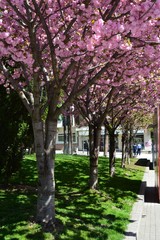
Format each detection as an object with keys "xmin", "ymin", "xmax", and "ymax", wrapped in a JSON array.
[
  {"xmin": 77, "ymin": 127, "xmax": 89, "ymax": 150},
  {"xmin": 56, "ymin": 118, "xmax": 152, "ymax": 153},
  {"xmin": 143, "ymin": 129, "xmax": 152, "ymax": 151}
]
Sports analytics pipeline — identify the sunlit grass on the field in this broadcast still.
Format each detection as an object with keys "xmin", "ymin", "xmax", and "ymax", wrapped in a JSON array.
[{"xmin": 0, "ymin": 154, "xmax": 145, "ymax": 239}]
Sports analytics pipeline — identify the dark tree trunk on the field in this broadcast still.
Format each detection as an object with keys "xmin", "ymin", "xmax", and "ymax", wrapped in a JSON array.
[
  {"xmin": 121, "ymin": 128, "xmax": 130, "ymax": 168},
  {"xmin": 121, "ymin": 133, "xmax": 126, "ymax": 168},
  {"xmin": 88, "ymin": 124, "xmax": 101, "ymax": 190},
  {"xmin": 129, "ymin": 126, "xmax": 133, "ymax": 158},
  {"xmin": 68, "ymin": 115, "xmax": 73, "ymax": 154},
  {"xmin": 108, "ymin": 129, "xmax": 116, "ymax": 177},
  {"xmin": 104, "ymin": 126, "xmax": 108, "ymax": 157},
  {"xmin": 63, "ymin": 116, "xmax": 68, "ymax": 154}
]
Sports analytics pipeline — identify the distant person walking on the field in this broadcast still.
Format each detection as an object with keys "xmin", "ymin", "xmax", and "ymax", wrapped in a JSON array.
[
  {"xmin": 133, "ymin": 144, "xmax": 137, "ymax": 156},
  {"xmin": 137, "ymin": 143, "xmax": 142, "ymax": 155},
  {"xmin": 84, "ymin": 140, "xmax": 89, "ymax": 155}
]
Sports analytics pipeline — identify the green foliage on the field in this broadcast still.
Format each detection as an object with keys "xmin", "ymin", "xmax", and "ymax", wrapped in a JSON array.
[
  {"xmin": 0, "ymin": 86, "xmax": 33, "ymax": 183},
  {"xmin": 0, "ymin": 154, "xmax": 145, "ymax": 239}
]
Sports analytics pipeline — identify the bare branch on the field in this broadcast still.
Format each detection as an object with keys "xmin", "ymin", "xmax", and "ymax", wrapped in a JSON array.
[
  {"xmin": 57, "ymin": 0, "xmax": 65, "ymax": 22},
  {"xmin": 0, "ymin": 61, "xmax": 32, "ymax": 114},
  {"xmin": 139, "ymin": 1, "xmax": 156, "ymax": 19},
  {"xmin": 60, "ymin": 59, "xmax": 76, "ymax": 87},
  {"xmin": 6, "ymin": 0, "xmax": 29, "ymax": 25},
  {"xmin": 32, "ymin": 0, "xmax": 59, "ymax": 82},
  {"xmin": 105, "ymin": 0, "xmax": 121, "ymax": 21}
]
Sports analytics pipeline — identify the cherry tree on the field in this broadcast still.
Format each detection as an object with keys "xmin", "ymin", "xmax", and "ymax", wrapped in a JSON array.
[
  {"xmin": 76, "ymin": 82, "xmax": 116, "ymax": 189},
  {"xmin": 121, "ymin": 110, "xmax": 154, "ymax": 166},
  {"xmin": 0, "ymin": 0, "xmax": 160, "ymax": 229},
  {"xmin": 108, "ymin": 67, "xmax": 160, "ymax": 171},
  {"xmin": 103, "ymin": 84, "xmax": 141, "ymax": 175},
  {"xmin": 107, "ymin": 74, "xmax": 160, "ymax": 173},
  {"xmin": 76, "ymin": 46, "xmax": 160, "ymax": 178}
]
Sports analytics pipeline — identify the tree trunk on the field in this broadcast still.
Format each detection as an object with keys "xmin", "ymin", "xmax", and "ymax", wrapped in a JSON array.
[
  {"xmin": 108, "ymin": 129, "xmax": 116, "ymax": 177},
  {"xmin": 121, "ymin": 133, "xmax": 126, "ymax": 168},
  {"xmin": 68, "ymin": 115, "xmax": 73, "ymax": 154},
  {"xmin": 122, "ymin": 128, "xmax": 130, "ymax": 168},
  {"xmin": 129, "ymin": 126, "xmax": 133, "ymax": 158},
  {"xmin": 89, "ymin": 124, "xmax": 101, "ymax": 190},
  {"xmin": 63, "ymin": 116, "xmax": 68, "ymax": 154},
  {"xmin": 33, "ymin": 120, "xmax": 57, "ymax": 230},
  {"xmin": 104, "ymin": 126, "xmax": 108, "ymax": 157}
]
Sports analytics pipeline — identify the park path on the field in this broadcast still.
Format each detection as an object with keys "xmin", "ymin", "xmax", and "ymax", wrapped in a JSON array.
[
  {"xmin": 124, "ymin": 152, "xmax": 160, "ymax": 240},
  {"xmin": 138, "ymin": 169, "xmax": 160, "ymax": 240}
]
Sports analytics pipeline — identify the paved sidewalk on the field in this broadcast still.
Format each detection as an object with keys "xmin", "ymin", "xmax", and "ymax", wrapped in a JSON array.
[
  {"xmin": 124, "ymin": 169, "xmax": 147, "ymax": 240},
  {"xmin": 138, "ymin": 170, "xmax": 160, "ymax": 240},
  {"xmin": 124, "ymin": 154, "xmax": 160, "ymax": 240},
  {"xmin": 138, "ymin": 202, "xmax": 160, "ymax": 240}
]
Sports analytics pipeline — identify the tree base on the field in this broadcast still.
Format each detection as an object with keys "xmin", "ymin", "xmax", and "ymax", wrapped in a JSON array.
[
  {"xmin": 42, "ymin": 221, "xmax": 55, "ymax": 232},
  {"xmin": 36, "ymin": 217, "xmax": 64, "ymax": 234},
  {"xmin": 36, "ymin": 218, "xmax": 55, "ymax": 232}
]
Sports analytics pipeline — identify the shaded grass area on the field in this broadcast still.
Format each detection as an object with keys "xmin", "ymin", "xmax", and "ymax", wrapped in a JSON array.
[{"xmin": 0, "ymin": 154, "xmax": 145, "ymax": 240}]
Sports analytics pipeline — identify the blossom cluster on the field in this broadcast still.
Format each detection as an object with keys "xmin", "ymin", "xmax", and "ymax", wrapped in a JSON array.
[{"xmin": 0, "ymin": 0, "xmax": 159, "ymax": 102}]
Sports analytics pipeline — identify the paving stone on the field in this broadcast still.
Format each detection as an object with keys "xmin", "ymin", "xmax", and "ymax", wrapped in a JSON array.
[{"xmin": 124, "ymin": 155, "xmax": 160, "ymax": 240}]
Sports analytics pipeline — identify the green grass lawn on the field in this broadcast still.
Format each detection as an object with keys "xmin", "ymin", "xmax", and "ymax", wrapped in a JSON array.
[{"xmin": 0, "ymin": 154, "xmax": 145, "ymax": 240}]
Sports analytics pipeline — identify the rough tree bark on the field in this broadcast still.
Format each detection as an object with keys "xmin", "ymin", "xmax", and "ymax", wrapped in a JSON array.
[
  {"xmin": 121, "ymin": 132, "xmax": 126, "ymax": 168},
  {"xmin": 67, "ymin": 115, "xmax": 73, "ymax": 155},
  {"xmin": 108, "ymin": 129, "xmax": 116, "ymax": 177},
  {"xmin": 89, "ymin": 124, "xmax": 101, "ymax": 190},
  {"xmin": 104, "ymin": 127, "xmax": 109, "ymax": 157},
  {"xmin": 33, "ymin": 120, "xmax": 57, "ymax": 228},
  {"xmin": 63, "ymin": 115, "xmax": 68, "ymax": 154},
  {"xmin": 31, "ymin": 79, "xmax": 58, "ymax": 229},
  {"xmin": 129, "ymin": 125, "xmax": 134, "ymax": 158},
  {"xmin": 121, "ymin": 125, "xmax": 130, "ymax": 168}
]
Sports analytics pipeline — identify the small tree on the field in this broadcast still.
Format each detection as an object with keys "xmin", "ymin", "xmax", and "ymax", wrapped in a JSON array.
[{"xmin": 0, "ymin": 86, "xmax": 33, "ymax": 184}]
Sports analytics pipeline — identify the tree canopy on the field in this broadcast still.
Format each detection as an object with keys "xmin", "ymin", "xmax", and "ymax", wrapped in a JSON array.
[{"xmin": 0, "ymin": 0, "xmax": 160, "ymax": 229}]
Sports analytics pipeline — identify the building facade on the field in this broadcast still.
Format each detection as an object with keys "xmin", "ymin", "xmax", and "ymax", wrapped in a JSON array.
[{"xmin": 56, "ymin": 117, "xmax": 152, "ymax": 153}]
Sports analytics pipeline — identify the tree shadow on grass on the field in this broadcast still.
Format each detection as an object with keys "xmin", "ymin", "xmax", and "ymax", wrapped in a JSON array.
[
  {"xmin": 55, "ymin": 183, "xmax": 135, "ymax": 240},
  {"xmin": 0, "ymin": 190, "xmax": 49, "ymax": 240},
  {"xmin": 54, "ymin": 156, "xmax": 144, "ymax": 239},
  {"xmin": 10, "ymin": 155, "xmax": 38, "ymax": 186},
  {"xmin": 0, "ymin": 155, "xmax": 145, "ymax": 240}
]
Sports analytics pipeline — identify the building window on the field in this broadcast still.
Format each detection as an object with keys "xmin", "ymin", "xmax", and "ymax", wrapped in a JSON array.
[
  {"xmin": 72, "ymin": 133, "xmax": 76, "ymax": 142},
  {"xmin": 58, "ymin": 134, "xmax": 64, "ymax": 142},
  {"xmin": 57, "ymin": 133, "xmax": 77, "ymax": 143}
]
